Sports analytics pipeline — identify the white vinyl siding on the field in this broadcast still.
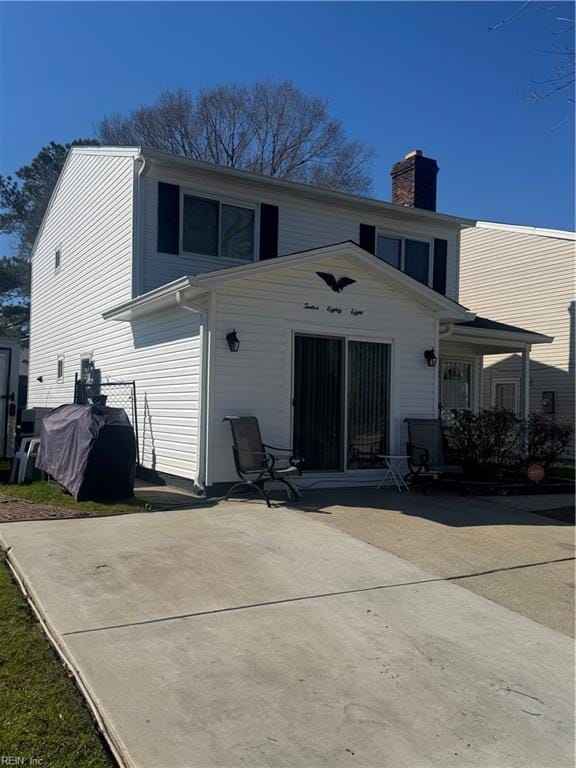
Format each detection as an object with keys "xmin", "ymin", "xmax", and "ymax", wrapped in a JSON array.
[
  {"xmin": 460, "ymin": 225, "xmax": 575, "ymax": 455},
  {"xmin": 206, "ymin": 253, "xmax": 437, "ymax": 485},
  {"xmin": 141, "ymin": 167, "xmax": 461, "ymax": 300},
  {"xmin": 27, "ymin": 149, "xmax": 202, "ymax": 481}
]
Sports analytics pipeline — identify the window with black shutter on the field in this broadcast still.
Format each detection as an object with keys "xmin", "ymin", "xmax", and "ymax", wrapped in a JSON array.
[
  {"xmin": 433, "ymin": 238, "xmax": 448, "ymax": 294},
  {"xmin": 259, "ymin": 204, "xmax": 279, "ymax": 260},
  {"xmin": 157, "ymin": 182, "xmax": 180, "ymax": 255}
]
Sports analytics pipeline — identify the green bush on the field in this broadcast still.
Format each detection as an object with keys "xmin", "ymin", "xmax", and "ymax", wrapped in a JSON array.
[
  {"xmin": 444, "ymin": 408, "xmax": 520, "ymax": 480},
  {"xmin": 444, "ymin": 409, "xmax": 574, "ymax": 480},
  {"xmin": 524, "ymin": 413, "xmax": 573, "ymax": 469}
]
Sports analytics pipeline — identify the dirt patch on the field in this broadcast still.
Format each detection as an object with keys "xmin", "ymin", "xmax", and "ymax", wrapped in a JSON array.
[{"xmin": 0, "ymin": 494, "xmax": 88, "ymax": 523}]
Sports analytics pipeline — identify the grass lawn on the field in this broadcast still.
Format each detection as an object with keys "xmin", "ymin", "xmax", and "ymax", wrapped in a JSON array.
[
  {"xmin": 0, "ymin": 553, "xmax": 115, "ymax": 767},
  {"xmin": 0, "ymin": 459, "xmax": 147, "ymax": 517},
  {"xmin": 0, "ymin": 480, "xmax": 147, "ymax": 517}
]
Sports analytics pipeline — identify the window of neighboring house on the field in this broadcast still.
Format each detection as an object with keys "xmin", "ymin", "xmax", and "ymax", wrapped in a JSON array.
[
  {"xmin": 54, "ymin": 247, "xmax": 62, "ymax": 272},
  {"xmin": 376, "ymin": 234, "xmax": 431, "ymax": 285},
  {"xmin": 182, "ymin": 194, "xmax": 255, "ymax": 261},
  {"xmin": 441, "ymin": 360, "xmax": 472, "ymax": 411},
  {"xmin": 493, "ymin": 381, "xmax": 518, "ymax": 413},
  {"xmin": 56, "ymin": 355, "xmax": 64, "ymax": 382}
]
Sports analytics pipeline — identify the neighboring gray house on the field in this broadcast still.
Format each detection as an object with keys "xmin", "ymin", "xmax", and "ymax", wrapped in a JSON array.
[
  {"xmin": 26, "ymin": 147, "xmax": 552, "ymax": 491},
  {"xmin": 460, "ymin": 222, "xmax": 575, "ymax": 459},
  {"xmin": 0, "ymin": 336, "xmax": 23, "ymax": 458}
]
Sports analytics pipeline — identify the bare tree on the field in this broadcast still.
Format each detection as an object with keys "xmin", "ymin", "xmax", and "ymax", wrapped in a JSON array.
[
  {"xmin": 490, "ymin": 1, "xmax": 575, "ymax": 113},
  {"xmin": 99, "ymin": 80, "xmax": 375, "ymax": 195}
]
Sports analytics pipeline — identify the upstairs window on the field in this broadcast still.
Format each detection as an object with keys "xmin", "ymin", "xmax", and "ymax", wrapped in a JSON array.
[
  {"xmin": 404, "ymin": 239, "xmax": 430, "ymax": 284},
  {"xmin": 376, "ymin": 234, "xmax": 431, "ymax": 286},
  {"xmin": 182, "ymin": 195, "xmax": 255, "ymax": 262},
  {"xmin": 376, "ymin": 236, "xmax": 401, "ymax": 269}
]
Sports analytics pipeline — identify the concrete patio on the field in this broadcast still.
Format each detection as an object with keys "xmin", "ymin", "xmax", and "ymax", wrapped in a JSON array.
[{"xmin": 0, "ymin": 491, "xmax": 573, "ymax": 768}]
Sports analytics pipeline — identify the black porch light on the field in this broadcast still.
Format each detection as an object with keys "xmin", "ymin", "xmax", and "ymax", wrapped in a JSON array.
[
  {"xmin": 424, "ymin": 348, "xmax": 437, "ymax": 368},
  {"xmin": 226, "ymin": 329, "xmax": 240, "ymax": 353}
]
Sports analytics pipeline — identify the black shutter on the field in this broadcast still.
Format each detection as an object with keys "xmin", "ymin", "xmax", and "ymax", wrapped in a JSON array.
[
  {"xmin": 359, "ymin": 223, "xmax": 376, "ymax": 254},
  {"xmin": 157, "ymin": 182, "xmax": 180, "ymax": 255},
  {"xmin": 259, "ymin": 204, "xmax": 279, "ymax": 260},
  {"xmin": 433, "ymin": 238, "xmax": 448, "ymax": 294}
]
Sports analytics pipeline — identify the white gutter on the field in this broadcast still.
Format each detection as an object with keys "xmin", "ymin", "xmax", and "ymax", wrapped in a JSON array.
[{"xmin": 439, "ymin": 323, "xmax": 454, "ymax": 340}]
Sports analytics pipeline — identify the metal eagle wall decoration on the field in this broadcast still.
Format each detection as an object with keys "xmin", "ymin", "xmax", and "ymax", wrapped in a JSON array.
[{"xmin": 316, "ymin": 272, "xmax": 357, "ymax": 293}]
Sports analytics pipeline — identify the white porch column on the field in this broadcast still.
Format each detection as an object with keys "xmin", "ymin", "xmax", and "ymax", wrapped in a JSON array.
[{"xmin": 521, "ymin": 344, "xmax": 531, "ymax": 420}]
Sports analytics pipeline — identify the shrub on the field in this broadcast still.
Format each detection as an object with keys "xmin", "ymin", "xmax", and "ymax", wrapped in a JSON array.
[
  {"xmin": 444, "ymin": 408, "xmax": 520, "ymax": 480},
  {"xmin": 444, "ymin": 409, "xmax": 574, "ymax": 480},
  {"xmin": 524, "ymin": 413, "xmax": 573, "ymax": 469}
]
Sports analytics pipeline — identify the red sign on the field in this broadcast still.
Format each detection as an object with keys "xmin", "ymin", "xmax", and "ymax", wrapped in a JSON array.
[{"xmin": 527, "ymin": 464, "xmax": 545, "ymax": 483}]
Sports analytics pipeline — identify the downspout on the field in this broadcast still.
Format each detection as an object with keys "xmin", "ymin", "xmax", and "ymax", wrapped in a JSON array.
[
  {"xmin": 132, "ymin": 154, "xmax": 148, "ymax": 298},
  {"xmin": 176, "ymin": 290, "xmax": 208, "ymax": 495}
]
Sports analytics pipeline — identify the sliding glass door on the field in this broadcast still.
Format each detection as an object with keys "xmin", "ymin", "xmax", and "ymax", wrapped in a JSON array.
[
  {"xmin": 293, "ymin": 335, "xmax": 390, "ymax": 472},
  {"xmin": 347, "ymin": 341, "xmax": 390, "ymax": 469},
  {"xmin": 293, "ymin": 335, "xmax": 344, "ymax": 470}
]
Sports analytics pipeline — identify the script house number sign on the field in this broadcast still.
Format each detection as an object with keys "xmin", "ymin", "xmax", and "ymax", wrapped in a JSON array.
[{"xmin": 304, "ymin": 302, "xmax": 364, "ymax": 316}]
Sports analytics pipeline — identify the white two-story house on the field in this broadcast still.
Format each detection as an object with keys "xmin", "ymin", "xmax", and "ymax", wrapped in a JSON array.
[{"xmin": 27, "ymin": 146, "xmax": 552, "ymax": 492}]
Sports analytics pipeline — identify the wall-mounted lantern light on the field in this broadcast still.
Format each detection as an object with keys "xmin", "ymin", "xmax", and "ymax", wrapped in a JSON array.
[
  {"xmin": 424, "ymin": 348, "xmax": 437, "ymax": 368},
  {"xmin": 36, "ymin": 376, "xmax": 43, "ymax": 383},
  {"xmin": 226, "ymin": 329, "xmax": 240, "ymax": 353}
]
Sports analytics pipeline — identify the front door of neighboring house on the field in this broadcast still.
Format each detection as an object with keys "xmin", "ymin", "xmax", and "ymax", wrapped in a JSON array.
[
  {"xmin": 492, "ymin": 380, "xmax": 518, "ymax": 413},
  {"xmin": 440, "ymin": 359, "xmax": 472, "ymax": 412},
  {"xmin": 0, "ymin": 349, "xmax": 10, "ymax": 457},
  {"xmin": 292, "ymin": 334, "xmax": 390, "ymax": 471}
]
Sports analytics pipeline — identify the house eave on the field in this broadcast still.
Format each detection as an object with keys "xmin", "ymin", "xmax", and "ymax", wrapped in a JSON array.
[
  {"xmin": 142, "ymin": 148, "xmax": 476, "ymax": 229},
  {"xmin": 449, "ymin": 325, "xmax": 553, "ymax": 348}
]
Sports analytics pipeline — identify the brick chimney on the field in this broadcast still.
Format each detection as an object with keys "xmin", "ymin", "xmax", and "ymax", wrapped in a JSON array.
[{"xmin": 391, "ymin": 150, "xmax": 439, "ymax": 211}]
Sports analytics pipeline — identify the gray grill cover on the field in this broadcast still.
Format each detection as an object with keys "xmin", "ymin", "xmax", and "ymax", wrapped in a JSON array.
[{"xmin": 36, "ymin": 404, "xmax": 136, "ymax": 501}]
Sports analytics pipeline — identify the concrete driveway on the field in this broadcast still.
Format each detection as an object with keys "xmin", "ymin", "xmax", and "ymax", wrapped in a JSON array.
[
  {"xmin": 292, "ymin": 488, "xmax": 575, "ymax": 636},
  {"xmin": 1, "ymin": 502, "xmax": 573, "ymax": 768}
]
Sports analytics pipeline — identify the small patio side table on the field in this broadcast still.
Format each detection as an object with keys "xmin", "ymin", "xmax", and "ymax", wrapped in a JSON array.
[{"xmin": 376, "ymin": 455, "xmax": 410, "ymax": 492}]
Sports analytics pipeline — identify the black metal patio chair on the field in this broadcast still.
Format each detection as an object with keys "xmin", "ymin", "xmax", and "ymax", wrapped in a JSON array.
[
  {"xmin": 405, "ymin": 418, "xmax": 462, "ymax": 483},
  {"xmin": 223, "ymin": 416, "xmax": 303, "ymax": 507}
]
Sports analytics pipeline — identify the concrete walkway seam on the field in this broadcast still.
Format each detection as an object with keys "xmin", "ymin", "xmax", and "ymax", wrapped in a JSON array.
[{"xmin": 60, "ymin": 555, "xmax": 575, "ymax": 638}]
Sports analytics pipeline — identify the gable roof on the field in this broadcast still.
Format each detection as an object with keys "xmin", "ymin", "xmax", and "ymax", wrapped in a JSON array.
[
  {"xmin": 69, "ymin": 145, "xmax": 475, "ymax": 229},
  {"xmin": 103, "ymin": 241, "xmax": 473, "ymax": 323},
  {"xmin": 473, "ymin": 221, "xmax": 575, "ymax": 241}
]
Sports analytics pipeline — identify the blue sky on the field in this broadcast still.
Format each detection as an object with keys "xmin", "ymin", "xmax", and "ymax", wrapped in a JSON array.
[{"xmin": 0, "ymin": 1, "xmax": 574, "ymax": 230}]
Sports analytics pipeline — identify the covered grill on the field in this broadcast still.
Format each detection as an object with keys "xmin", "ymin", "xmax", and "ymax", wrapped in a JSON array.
[{"xmin": 36, "ymin": 404, "xmax": 136, "ymax": 501}]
